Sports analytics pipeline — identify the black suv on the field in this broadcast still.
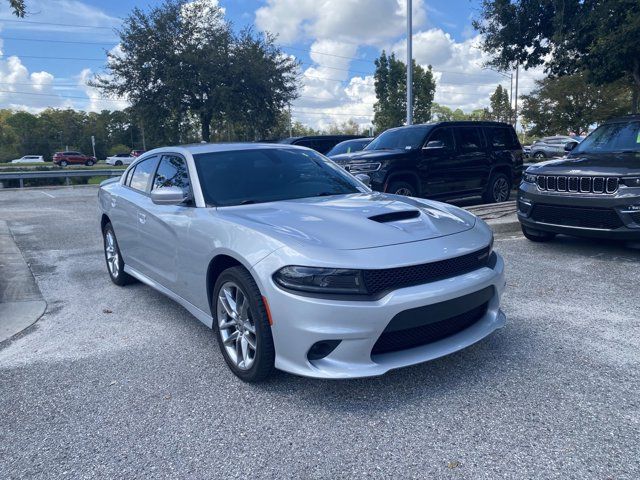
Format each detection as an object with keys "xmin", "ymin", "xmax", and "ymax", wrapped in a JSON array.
[
  {"xmin": 518, "ymin": 115, "xmax": 640, "ymax": 242},
  {"xmin": 331, "ymin": 122, "xmax": 523, "ymax": 203},
  {"xmin": 277, "ymin": 135, "xmax": 367, "ymax": 155}
]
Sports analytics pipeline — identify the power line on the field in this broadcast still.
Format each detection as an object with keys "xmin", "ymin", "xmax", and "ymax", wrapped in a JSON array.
[{"xmin": 0, "ymin": 17, "xmax": 116, "ymax": 29}]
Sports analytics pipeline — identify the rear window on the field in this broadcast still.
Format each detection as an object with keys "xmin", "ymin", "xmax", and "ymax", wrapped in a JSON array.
[{"xmin": 486, "ymin": 127, "xmax": 518, "ymax": 149}]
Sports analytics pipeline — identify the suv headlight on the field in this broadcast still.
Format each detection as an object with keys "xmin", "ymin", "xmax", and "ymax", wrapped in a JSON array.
[
  {"xmin": 346, "ymin": 162, "xmax": 381, "ymax": 173},
  {"xmin": 522, "ymin": 172, "xmax": 537, "ymax": 184},
  {"xmin": 621, "ymin": 177, "xmax": 640, "ymax": 187},
  {"xmin": 274, "ymin": 266, "xmax": 368, "ymax": 294}
]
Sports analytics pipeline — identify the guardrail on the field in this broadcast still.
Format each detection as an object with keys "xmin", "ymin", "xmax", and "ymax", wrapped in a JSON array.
[{"xmin": 0, "ymin": 169, "xmax": 124, "ymax": 189}]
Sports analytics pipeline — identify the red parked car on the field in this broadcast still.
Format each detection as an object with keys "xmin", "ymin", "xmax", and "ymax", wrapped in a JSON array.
[
  {"xmin": 53, "ymin": 151, "xmax": 97, "ymax": 167},
  {"xmin": 131, "ymin": 150, "xmax": 145, "ymax": 157}
]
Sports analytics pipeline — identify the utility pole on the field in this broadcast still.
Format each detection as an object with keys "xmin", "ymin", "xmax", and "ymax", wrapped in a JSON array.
[
  {"xmin": 141, "ymin": 123, "xmax": 147, "ymax": 151},
  {"xmin": 406, "ymin": 0, "xmax": 413, "ymax": 125},
  {"xmin": 514, "ymin": 63, "xmax": 519, "ymax": 133},
  {"xmin": 288, "ymin": 103, "xmax": 293, "ymax": 137},
  {"xmin": 509, "ymin": 72, "xmax": 514, "ymax": 125}
]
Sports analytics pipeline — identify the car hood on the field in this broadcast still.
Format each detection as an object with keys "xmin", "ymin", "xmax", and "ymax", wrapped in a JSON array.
[
  {"xmin": 330, "ymin": 148, "xmax": 411, "ymax": 164},
  {"xmin": 527, "ymin": 152, "xmax": 640, "ymax": 176},
  {"xmin": 215, "ymin": 193, "xmax": 476, "ymax": 250}
]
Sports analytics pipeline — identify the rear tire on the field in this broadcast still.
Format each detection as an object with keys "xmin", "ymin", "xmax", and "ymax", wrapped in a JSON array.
[
  {"xmin": 213, "ymin": 266, "xmax": 275, "ymax": 382},
  {"xmin": 483, "ymin": 172, "xmax": 511, "ymax": 203},
  {"xmin": 387, "ymin": 180, "xmax": 417, "ymax": 197},
  {"xmin": 533, "ymin": 151, "xmax": 546, "ymax": 160},
  {"xmin": 115, "ymin": 160, "xmax": 123, "ymax": 166},
  {"xmin": 103, "ymin": 222, "xmax": 135, "ymax": 286},
  {"xmin": 521, "ymin": 225, "xmax": 556, "ymax": 242}
]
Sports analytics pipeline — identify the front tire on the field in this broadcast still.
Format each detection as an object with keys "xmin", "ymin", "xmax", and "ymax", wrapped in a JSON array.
[
  {"xmin": 387, "ymin": 180, "xmax": 417, "ymax": 197},
  {"xmin": 521, "ymin": 225, "xmax": 556, "ymax": 242},
  {"xmin": 103, "ymin": 222, "xmax": 135, "ymax": 286},
  {"xmin": 60, "ymin": 160, "xmax": 68, "ymax": 167},
  {"xmin": 115, "ymin": 160, "xmax": 123, "ymax": 166},
  {"xmin": 483, "ymin": 172, "xmax": 511, "ymax": 203},
  {"xmin": 533, "ymin": 151, "xmax": 546, "ymax": 160},
  {"xmin": 213, "ymin": 266, "xmax": 275, "ymax": 382},
  {"xmin": 86, "ymin": 160, "xmax": 95, "ymax": 166}
]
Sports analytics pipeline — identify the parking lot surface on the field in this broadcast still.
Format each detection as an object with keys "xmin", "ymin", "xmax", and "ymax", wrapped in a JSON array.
[{"xmin": 1, "ymin": 186, "xmax": 639, "ymax": 479}]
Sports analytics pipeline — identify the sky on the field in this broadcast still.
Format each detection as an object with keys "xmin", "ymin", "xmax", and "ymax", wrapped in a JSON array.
[{"xmin": 0, "ymin": 0, "xmax": 544, "ymax": 129}]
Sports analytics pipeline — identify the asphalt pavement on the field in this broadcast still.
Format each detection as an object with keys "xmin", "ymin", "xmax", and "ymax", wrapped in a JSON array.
[{"xmin": 1, "ymin": 186, "xmax": 639, "ymax": 479}]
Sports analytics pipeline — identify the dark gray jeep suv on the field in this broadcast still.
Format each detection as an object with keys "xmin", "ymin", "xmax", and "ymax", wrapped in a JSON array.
[{"xmin": 518, "ymin": 115, "xmax": 640, "ymax": 241}]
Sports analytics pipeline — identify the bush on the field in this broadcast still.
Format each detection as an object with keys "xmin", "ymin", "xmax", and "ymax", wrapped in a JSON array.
[{"xmin": 108, "ymin": 144, "xmax": 132, "ymax": 156}]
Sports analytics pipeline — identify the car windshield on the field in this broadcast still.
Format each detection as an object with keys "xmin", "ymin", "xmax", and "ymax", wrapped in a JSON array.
[
  {"xmin": 365, "ymin": 126, "xmax": 431, "ymax": 151},
  {"xmin": 326, "ymin": 139, "xmax": 369, "ymax": 156},
  {"xmin": 194, "ymin": 148, "xmax": 363, "ymax": 206},
  {"xmin": 572, "ymin": 121, "xmax": 640, "ymax": 154}
]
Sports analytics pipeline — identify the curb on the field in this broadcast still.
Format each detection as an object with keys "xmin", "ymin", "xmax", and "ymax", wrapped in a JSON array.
[{"xmin": 0, "ymin": 220, "xmax": 47, "ymax": 343}]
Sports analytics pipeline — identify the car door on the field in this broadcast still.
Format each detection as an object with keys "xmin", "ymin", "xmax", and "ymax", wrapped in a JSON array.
[
  {"xmin": 420, "ymin": 127, "xmax": 457, "ymax": 197},
  {"xmin": 115, "ymin": 156, "xmax": 160, "ymax": 271},
  {"xmin": 135, "ymin": 154, "xmax": 194, "ymax": 292},
  {"xmin": 452, "ymin": 126, "xmax": 491, "ymax": 194}
]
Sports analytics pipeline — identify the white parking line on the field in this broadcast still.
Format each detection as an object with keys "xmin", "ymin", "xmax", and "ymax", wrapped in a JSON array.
[{"xmin": 40, "ymin": 191, "xmax": 55, "ymax": 198}]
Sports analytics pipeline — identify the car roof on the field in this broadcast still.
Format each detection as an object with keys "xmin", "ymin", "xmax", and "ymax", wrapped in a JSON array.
[
  {"xmin": 140, "ymin": 142, "xmax": 315, "ymax": 158},
  {"xmin": 381, "ymin": 121, "xmax": 514, "ymax": 132},
  {"xmin": 602, "ymin": 114, "xmax": 640, "ymax": 124}
]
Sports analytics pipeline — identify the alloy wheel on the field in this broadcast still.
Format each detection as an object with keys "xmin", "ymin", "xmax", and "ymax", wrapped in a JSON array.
[
  {"xmin": 493, "ymin": 177, "xmax": 510, "ymax": 202},
  {"xmin": 394, "ymin": 187, "xmax": 413, "ymax": 196},
  {"xmin": 105, "ymin": 230, "xmax": 119, "ymax": 278},
  {"xmin": 216, "ymin": 281, "xmax": 257, "ymax": 370}
]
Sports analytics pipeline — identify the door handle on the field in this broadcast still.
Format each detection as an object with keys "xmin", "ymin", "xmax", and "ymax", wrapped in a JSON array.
[{"xmin": 138, "ymin": 212, "xmax": 146, "ymax": 224}]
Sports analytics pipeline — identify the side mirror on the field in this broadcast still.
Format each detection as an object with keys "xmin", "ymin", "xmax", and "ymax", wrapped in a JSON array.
[
  {"xmin": 355, "ymin": 173, "xmax": 371, "ymax": 187},
  {"xmin": 564, "ymin": 141, "xmax": 578, "ymax": 152},
  {"xmin": 151, "ymin": 186, "xmax": 190, "ymax": 206},
  {"xmin": 423, "ymin": 140, "xmax": 445, "ymax": 150}
]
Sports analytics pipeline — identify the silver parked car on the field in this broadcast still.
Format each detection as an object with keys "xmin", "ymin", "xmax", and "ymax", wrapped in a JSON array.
[
  {"xmin": 98, "ymin": 143, "xmax": 506, "ymax": 381},
  {"xmin": 530, "ymin": 136, "xmax": 580, "ymax": 159}
]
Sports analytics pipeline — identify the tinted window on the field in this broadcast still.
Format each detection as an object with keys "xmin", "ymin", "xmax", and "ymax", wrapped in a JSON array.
[
  {"xmin": 426, "ymin": 128, "xmax": 454, "ymax": 149},
  {"xmin": 194, "ymin": 148, "xmax": 362, "ymax": 206},
  {"xmin": 366, "ymin": 126, "xmax": 430, "ymax": 151},
  {"xmin": 315, "ymin": 139, "xmax": 337, "ymax": 154},
  {"xmin": 326, "ymin": 139, "xmax": 371, "ymax": 156},
  {"xmin": 295, "ymin": 139, "xmax": 317, "ymax": 150},
  {"xmin": 153, "ymin": 155, "xmax": 190, "ymax": 191},
  {"xmin": 455, "ymin": 127, "xmax": 482, "ymax": 152},
  {"xmin": 486, "ymin": 127, "xmax": 514, "ymax": 149},
  {"xmin": 129, "ymin": 157, "xmax": 159, "ymax": 193},
  {"xmin": 573, "ymin": 122, "xmax": 640, "ymax": 154}
]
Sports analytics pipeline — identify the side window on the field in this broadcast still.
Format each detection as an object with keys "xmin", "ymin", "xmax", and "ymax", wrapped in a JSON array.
[
  {"xmin": 153, "ymin": 155, "xmax": 190, "ymax": 191},
  {"xmin": 296, "ymin": 139, "xmax": 317, "ymax": 150},
  {"xmin": 455, "ymin": 127, "xmax": 482, "ymax": 152},
  {"xmin": 426, "ymin": 128, "xmax": 454, "ymax": 149},
  {"xmin": 129, "ymin": 157, "xmax": 159, "ymax": 193},
  {"xmin": 486, "ymin": 127, "xmax": 510, "ymax": 149}
]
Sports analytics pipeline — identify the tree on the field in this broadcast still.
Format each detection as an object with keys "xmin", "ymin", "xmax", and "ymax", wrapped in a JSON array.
[
  {"xmin": 373, "ymin": 51, "xmax": 436, "ymax": 132},
  {"xmin": 326, "ymin": 119, "xmax": 361, "ymax": 135},
  {"xmin": 489, "ymin": 85, "xmax": 512, "ymax": 122},
  {"xmin": 431, "ymin": 103, "xmax": 491, "ymax": 122},
  {"xmin": 474, "ymin": 0, "xmax": 640, "ymax": 112},
  {"xmin": 6, "ymin": 0, "xmax": 25, "ymax": 16},
  {"xmin": 520, "ymin": 72, "xmax": 632, "ymax": 137},
  {"xmin": 93, "ymin": 0, "xmax": 298, "ymax": 142}
]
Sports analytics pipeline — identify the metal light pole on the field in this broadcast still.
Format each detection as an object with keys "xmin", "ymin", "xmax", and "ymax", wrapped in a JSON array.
[
  {"xmin": 406, "ymin": 0, "xmax": 413, "ymax": 125},
  {"xmin": 514, "ymin": 63, "xmax": 519, "ymax": 133}
]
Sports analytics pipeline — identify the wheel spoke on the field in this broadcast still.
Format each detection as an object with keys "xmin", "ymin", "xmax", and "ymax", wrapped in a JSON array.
[
  {"xmin": 223, "ymin": 330, "xmax": 239, "ymax": 346},
  {"xmin": 240, "ymin": 336, "xmax": 249, "ymax": 365},
  {"xmin": 223, "ymin": 288, "xmax": 237, "ymax": 316},
  {"xmin": 218, "ymin": 293, "xmax": 234, "ymax": 318},
  {"xmin": 218, "ymin": 319, "xmax": 236, "ymax": 330},
  {"xmin": 245, "ymin": 333, "xmax": 256, "ymax": 350}
]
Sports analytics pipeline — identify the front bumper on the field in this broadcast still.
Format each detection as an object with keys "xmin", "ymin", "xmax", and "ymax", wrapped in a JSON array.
[
  {"xmin": 254, "ymin": 253, "xmax": 506, "ymax": 379},
  {"xmin": 518, "ymin": 182, "xmax": 640, "ymax": 240}
]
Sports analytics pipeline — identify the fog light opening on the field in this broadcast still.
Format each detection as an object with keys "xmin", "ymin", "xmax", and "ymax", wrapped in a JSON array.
[{"xmin": 307, "ymin": 340, "xmax": 341, "ymax": 361}]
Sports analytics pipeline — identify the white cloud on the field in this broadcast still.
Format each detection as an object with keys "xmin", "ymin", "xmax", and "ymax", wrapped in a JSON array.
[{"xmin": 77, "ymin": 67, "xmax": 128, "ymax": 113}]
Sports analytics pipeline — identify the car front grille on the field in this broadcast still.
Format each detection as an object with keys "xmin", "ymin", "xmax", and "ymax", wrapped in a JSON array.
[
  {"xmin": 629, "ymin": 212, "xmax": 640, "ymax": 224},
  {"xmin": 535, "ymin": 175, "xmax": 619, "ymax": 194},
  {"xmin": 530, "ymin": 204, "xmax": 624, "ymax": 230},
  {"xmin": 371, "ymin": 302, "xmax": 489, "ymax": 355},
  {"xmin": 362, "ymin": 246, "xmax": 491, "ymax": 296}
]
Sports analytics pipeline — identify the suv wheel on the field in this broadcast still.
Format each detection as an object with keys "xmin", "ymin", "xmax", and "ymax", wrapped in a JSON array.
[
  {"xmin": 103, "ymin": 222, "xmax": 135, "ymax": 286},
  {"xmin": 85, "ymin": 160, "xmax": 95, "ymax": 166},
  {"xmin": 213, "ymin": 266, "xmax": 275, "ymax": 382},
  {"xmin": 483, "ymin": 172, "xmax": 511, "ymax": 203},
  {"xmin": 533, "ymin": 151, "xmax": 546, "ymax": 160},
  {"xmin": 521, "ymin": 225, "xmax": 556, "ymax": 242},
  {"xmin": 387, "ymin": 180, "xmax": 417, "ymax": 197},
  {"xmin": 60, "ymin": 160, "xmax": 68, "ymax": 167}
]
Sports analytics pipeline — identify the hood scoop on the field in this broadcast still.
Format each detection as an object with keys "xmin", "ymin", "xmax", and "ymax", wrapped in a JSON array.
[{"xmin": 369, "ymin": 210, "xmax": 421, "ymax": 223}]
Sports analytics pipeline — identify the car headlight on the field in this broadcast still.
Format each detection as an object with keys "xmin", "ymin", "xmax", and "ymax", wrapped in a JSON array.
[
  {"xmin": 522, "ymin": 172, "xmax": 537, "ymax": 183},
  {"xmin": 346, "ymin": 162, "xmax": 381, "ymax": 173},
  {"xmin": 621, "ymin": 177, "xmax": 640, "ymax": 188},
  {"xmin": 273, "ymin": 266, "xmax": 368, "ymax": 294}
]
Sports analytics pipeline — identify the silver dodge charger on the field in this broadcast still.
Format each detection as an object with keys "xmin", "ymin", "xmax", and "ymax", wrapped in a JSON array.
[{"xmin": 98, "ymin": 143, "xmax": 507, "ymax": 381}]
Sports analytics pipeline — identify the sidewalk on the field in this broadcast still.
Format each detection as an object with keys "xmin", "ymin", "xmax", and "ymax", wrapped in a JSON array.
[
  {"xmin": 465, "ymin": 200, "xmax": 520, "ymax": 234},
  {"xmin": 0, "ymin": 220, "xmax": 46, "ymax": 342}
]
